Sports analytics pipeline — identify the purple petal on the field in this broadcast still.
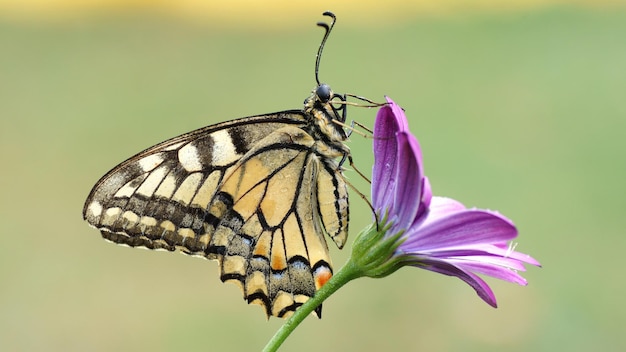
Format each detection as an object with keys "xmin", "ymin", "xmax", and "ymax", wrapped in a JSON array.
[
  {"xmin": 426, "ymin": 196, "xmax": 466, "ymax": 220},
  {"xmin": 392, "ymin": 132, "xmax": 424, "ymax": 229},
  {"xmin": 415, "ymin": 258, "xmax": 498, "ymax": 307},
  {"xmin": 450, "ymin": 254, "xmax": 529, "ymax": 272},
  {"xmin": 385, "ymin": 96, "xmax": 409, "ymax": 131},
  {"xmin": 424, "ymin": 249, "xmax": 530, "ymax": 270},
  {"xmin": 456, "ymin": 261, "xmax": 529, "ymax": 285},
  {"xmin": 402, "ymin": 208, "xmax": 518, "ymax": 252},
  {"xmin": 423, "ymin": 241, "xmax": 536, "ymax": 261},
  {"xmin": 372, "ymin": 104, "xmax": 401, "ymax": 210},
  {"xmin": 372, "ymin": 98, "xmax": 416, "ymax": 216},
  {"xmin": 503, "ymin": 251, "xmax": 541, "ymax": 267},
  {"xmin": 421, "ymin": 177, "xmax": 432, "ymax": 209},
  {"xmin": 463, "ymin": 243, "xmax": 541, "ymax": 267}
]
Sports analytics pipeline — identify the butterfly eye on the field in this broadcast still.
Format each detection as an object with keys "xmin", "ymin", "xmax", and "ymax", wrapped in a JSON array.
[{"xmin": 316, "ymin": 84, "xmax": 332, "ymax": 103}]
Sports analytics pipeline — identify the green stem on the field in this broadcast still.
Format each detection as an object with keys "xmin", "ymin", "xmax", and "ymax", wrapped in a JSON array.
[{"xmin": 262, "ymin": 258, "xmax": 362, "ymax": 352}]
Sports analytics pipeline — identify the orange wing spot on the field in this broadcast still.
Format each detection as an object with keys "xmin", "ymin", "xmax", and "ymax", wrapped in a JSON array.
[
  {"xmin": 314, "ymin": 267, "xmax": 333, "ymax": 289},
  {"xmin": 269, "ymin": 230, "xmax": 287, "ymax": 270},
  {"xmin": 271, "ymin": 253, "xmax": 287, "ymax": 271},
  {"xmin": 252, "ymin": 231, "xmax": 272, "ymax": 258}
]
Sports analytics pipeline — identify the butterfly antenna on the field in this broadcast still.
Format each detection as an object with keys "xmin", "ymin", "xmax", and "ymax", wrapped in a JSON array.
[{"xmin": 315, "ymin": 11, "xmax": 337, "ymax": 86}]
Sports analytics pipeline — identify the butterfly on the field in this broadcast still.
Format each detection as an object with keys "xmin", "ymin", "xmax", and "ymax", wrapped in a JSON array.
[{"xmin": 83, "ymin": 12, "xmax": 373, "ymax": 319}]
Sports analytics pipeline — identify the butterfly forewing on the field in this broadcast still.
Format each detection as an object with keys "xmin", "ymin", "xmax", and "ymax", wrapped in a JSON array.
[
  {"xmin": 84, "ymin": 113, "xmax": 303, "ymax": 234},
  {"xmin": 83, "ymin": 110, "xmax": 350, "ymax": 318}
]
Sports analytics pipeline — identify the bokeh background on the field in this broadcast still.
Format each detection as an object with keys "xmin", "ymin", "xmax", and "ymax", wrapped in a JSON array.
[{"xmin": 1, "ymin": 0, "xmax": 624, "ymax": 351}]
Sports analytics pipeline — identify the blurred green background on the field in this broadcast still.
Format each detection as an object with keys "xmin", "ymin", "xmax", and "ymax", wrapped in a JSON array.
[{"xmin": 1, "ymin": 1, "xmax": 625, "ymax": 351}]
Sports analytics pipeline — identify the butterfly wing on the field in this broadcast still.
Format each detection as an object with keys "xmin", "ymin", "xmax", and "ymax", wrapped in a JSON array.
[
  {"xmin": 83, "ymin": 112, "xmax": 349, "ymax": 318},
  {"xmin": 206, "ymin": 125, "xmax": 348, "ymax": 318},
  {"xmin": 83, "ymin": 112, "xmax": 306, "ymax": 239}
]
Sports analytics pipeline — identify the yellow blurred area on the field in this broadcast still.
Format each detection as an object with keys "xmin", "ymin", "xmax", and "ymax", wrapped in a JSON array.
[{"xmin": 0, "ymin": 0, "xmax": 622, "ymax": 26}]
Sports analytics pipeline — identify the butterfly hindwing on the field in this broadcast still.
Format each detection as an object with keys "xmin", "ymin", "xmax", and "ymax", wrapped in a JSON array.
[
  {"xmin": 83, "ymin": 112, "xmax": 349, "ymax": 318},
  {"xmin": 207, "ymin": 125, "xmax": 348, "ymax": 317}
]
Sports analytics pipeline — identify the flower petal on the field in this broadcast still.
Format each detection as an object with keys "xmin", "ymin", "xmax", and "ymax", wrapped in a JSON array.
[
  {"xmin": 414, "ymin": 258, "xmax": 498, "ymax": 307},
  {"xmin": 451, "ymin": 260, "xmax": 530, "ymax": 285},
  {"xmin": 426, "ymin": 196, "xmax": 466, "ymax": 219},
  {"xmin": 419, "ymin": 244, "xmax": 541, "ymax": 270},
  {"xmin": 502, "ymin": 250, "xmax": 541, "ymax": 267},
  {"xmin": 462, "ymin": 243, "xmax": 541, "ymax": 267},
  {"xmin": 401, "ymin": 208, "xmax": 518, "ymax": 252},
  {"xmin": 372, "ymin": 104, "xmax": 401, "ymax": 210},
  {"xmin": 420, "ymin": 177, "xmax": 432, "ymax": 210},
  {"xmin": 424, "ymin": 248, "xmax": 531, "ymax": 270},
  {"xmin": 385, "ymin": 96, "xmax": 409, "ymax": 131},
  {"xmin": 392, "ymin": 132, "xmax": 424, "ymax": 229}
]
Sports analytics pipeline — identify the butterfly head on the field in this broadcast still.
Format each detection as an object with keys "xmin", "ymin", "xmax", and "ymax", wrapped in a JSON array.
[
  {"xmin": 303, "ymin": 83, "xmax": 349, "ymax": 154},
  {"xmin": 315, "ymin": 83, "xmax": 333, "ymax": 103}
]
